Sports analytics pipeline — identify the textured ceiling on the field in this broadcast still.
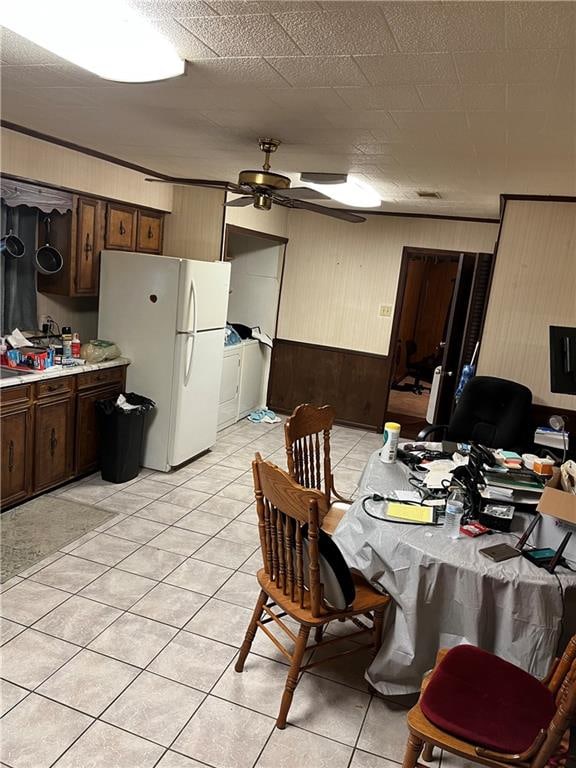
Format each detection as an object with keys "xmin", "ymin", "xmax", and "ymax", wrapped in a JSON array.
[{"xmin": 1, "ymin": 1, "xmax": 575, "ymax": 217}]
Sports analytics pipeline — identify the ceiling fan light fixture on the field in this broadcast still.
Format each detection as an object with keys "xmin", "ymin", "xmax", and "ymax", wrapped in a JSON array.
[
  {"xmin": 253, "ymin": 192, "xmax": 273, "ymax": 211},
  {"xmin": 0, "ymin": 0, "xmax": 185, "ymax": 82},
  {"xmin": 300, "ymin": 176, "xmax": 381, "ymax": 208}
]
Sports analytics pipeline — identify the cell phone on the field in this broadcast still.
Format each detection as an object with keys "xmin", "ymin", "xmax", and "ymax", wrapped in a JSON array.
[{"xmin": 479, "ymin": 543, "xmax": 521, "ymax": 562}]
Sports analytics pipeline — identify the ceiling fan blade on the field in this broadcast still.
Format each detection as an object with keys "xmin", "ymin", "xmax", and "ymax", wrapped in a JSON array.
[
  {"xmin": 145, "ymin": 177, "xmax": 243, "ymax": 193},
  {"xmin": 274, "ymin": 196, "xmax": 366, "ymax": 223},
  {"xmin": 224, "ymin": 196, "xmax": 254, "ymax": 208},
  {"xmin": 276, "ymin": 187, "xmax": 329, "ymax": 200}
]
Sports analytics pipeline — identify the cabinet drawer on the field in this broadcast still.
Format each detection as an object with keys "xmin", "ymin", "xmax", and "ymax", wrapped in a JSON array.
[
  {"xmin": 77, "ymin": 366, "xmax": 124, "ymax": 391},
  {"xmin": 136, "ymin": 211, "xmax": 163, "ymax": 254},
  {"xmin": 105, "ymin": 203, "xmax": 137, "ymax": 251},
  {"xmin": 0, "ymin": 384, "xmax": 32, "ymax": 409},
  {"xmin": 35, "ymin": 378, "xmax": 75, "ymax": 399}
]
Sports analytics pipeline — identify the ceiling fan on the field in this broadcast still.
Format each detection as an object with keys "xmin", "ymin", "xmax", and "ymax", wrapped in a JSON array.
[{"xmin": 146, "ymin": 138, "xmax": 366, "ymax": 224}]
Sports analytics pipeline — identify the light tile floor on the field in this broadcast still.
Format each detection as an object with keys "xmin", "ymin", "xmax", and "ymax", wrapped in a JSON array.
[{"xmin": 0, "ymin": 419, "xmax": 459, "ymax": 768}]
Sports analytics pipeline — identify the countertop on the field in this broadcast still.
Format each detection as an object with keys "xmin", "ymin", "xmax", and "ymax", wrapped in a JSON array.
[{"xmin": 0, "ymin": 357, "xmax": 130, "ymax": 389}]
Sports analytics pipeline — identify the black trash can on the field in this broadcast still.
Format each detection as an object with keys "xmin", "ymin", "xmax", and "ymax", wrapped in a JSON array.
[{"xmin": 96, "ymin": 393, "xmax": 155, "ymax": 483}]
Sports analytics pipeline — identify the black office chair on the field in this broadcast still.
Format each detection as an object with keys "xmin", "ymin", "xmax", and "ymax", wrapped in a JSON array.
[{"xmin": 418, "ymin": 376, "xmax": 533, "ymax": 452}]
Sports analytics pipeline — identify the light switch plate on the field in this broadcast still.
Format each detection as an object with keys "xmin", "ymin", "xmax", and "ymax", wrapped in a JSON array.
[{"xmin": 379, "ymin": 304, "xmax": 392, "ymax": 317}]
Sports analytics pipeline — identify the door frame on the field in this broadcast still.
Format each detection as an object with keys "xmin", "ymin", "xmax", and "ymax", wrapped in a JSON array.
[{"xmin": 381, "ymin": 246, "xmax": 478, "ymax": 429}]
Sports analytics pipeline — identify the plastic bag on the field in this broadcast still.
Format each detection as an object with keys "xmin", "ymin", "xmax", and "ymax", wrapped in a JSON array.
[
  {"xmin": 224, "ymin": 324, "xmax": 242, "ymax": 346},
  {"xmin": 81, "ymin": 339, "xmax": 121, "ymax": 363}
]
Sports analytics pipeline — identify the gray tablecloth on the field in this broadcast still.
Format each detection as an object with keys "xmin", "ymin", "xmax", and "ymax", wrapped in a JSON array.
[{"xmin": 333, "ymin": 451, "xmax": 576, "ymax": 695}]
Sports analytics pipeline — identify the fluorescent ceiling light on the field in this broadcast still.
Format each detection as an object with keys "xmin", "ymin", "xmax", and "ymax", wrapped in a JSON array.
[
  {"xmin": 0, "ymin": 0, "xmax": 185, "ymax": 82},
  {"xmin": 300, "ymin": 176, "xmax": 381, "ymax": 208}
]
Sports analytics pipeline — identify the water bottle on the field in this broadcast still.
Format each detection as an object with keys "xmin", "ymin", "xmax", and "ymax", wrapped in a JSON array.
[{"xmin": 443, "ymin": 489, "xmax": 465, "ymax": 539}]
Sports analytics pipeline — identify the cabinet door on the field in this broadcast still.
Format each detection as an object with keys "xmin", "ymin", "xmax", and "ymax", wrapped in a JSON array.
[
  {"xmin": 75, "ymin": 197, "xmax": 102, "ymax": 295},
  {"xmin": 105, "ymin": 203, "xmax": 137, "ymax": 250},
  {"xmin": 33, "ymin": 396, "xmax": 74, "ymax": 492},
  {"xmin": 136, "ymin": 211, "xmax": 164, "ymax": 254},
  {"xmin": 76, "ymin": 385, "xmax": 121, "ymax": 475},
  {"xmin": 1, "ymin": 407, "xmax": 32, "ymax": 507}
]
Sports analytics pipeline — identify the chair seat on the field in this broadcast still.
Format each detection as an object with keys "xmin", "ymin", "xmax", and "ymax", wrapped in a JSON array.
[
  {"xmin": 321, "ymin": 501, "xmax": 350, "ymax": 535},
  {"xmin": 420, "ymin": 645, "xmax": 556, "ymax": 754},
  {"xmin": 257, "ymin": 568, "xmax": 390, "ymax": 627}
]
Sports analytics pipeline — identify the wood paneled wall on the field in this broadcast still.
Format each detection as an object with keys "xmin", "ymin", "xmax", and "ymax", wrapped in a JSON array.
[
  {"xmin": 163, "ymin": 186, "xmax": 225, "ymax": 261},
  {"xmin": 478, "ymin": 200, "xmax": 576, "ymax": 409},
  {"xmin": 1, "ymin": 128, "xmax": 172, "ymax": 211},
  {"xmin": 268, "ymin": 339, "xmax": 390, "ymax": 430},
  {"xmin": 278, "ymin": 212, "xmax": 498, "ymax": 356},
  {"xmin": 225, "ymin": 194, "xmax": 289, "ymax": 240}
]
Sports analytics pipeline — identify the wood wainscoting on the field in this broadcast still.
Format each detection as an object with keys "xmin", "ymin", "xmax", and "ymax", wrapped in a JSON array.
[{"xmin": 267, "ymin": 339, "xmax": 389, "ymax": 431}]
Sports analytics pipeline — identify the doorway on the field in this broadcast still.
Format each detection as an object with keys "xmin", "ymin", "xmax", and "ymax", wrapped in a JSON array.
[
  {"xmin": 222, "ymin": 225, "xmax": 288, "ymax": 414},
  {"xmin": 388, "ymin": 253, "xmax": 459, "ymax": 430},
  {"xmin": 384, "ymin": 247, "xmax": 494, "ymax": 438}
]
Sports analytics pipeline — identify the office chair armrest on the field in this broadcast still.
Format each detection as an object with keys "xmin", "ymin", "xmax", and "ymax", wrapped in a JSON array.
[{"xmin": 417, "ymin": 424, "xmax": 449, "ymax": 441}]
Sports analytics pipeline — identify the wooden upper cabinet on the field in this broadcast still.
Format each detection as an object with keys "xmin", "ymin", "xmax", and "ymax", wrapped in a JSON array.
[
  {"xmin": 75, "ymin": 197, "xmax": 103, "ymax": 295},
  {"xmin": 106, "ymin": 203, "xmax": 137, "ymax": 251},
  {"xmin": 37, "ymin": 196, "xmax": 103, "ymax": 298},
  {"xmin": 136, "ymin": 210, "xmax": 164, "ymax": 254}
]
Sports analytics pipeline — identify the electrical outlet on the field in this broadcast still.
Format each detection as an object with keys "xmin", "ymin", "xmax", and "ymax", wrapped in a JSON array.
[{"xmin": 379, "ymin": 304, "xmax": 392, "ymax": 318}]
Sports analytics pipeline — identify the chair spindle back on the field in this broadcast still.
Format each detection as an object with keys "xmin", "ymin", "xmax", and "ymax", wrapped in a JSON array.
[
  {"xmin": 284, "ymin": 404, "xmax": 336, "ymax": 502},
  {"xmin": 252, "ymin": 453, "xmax": 328, "ymax": 617}
]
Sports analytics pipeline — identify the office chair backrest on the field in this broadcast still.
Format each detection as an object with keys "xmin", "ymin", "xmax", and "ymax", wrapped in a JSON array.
[{"xmin": 448, "ymin": 376, "xmax": 532, "ymax": 451}]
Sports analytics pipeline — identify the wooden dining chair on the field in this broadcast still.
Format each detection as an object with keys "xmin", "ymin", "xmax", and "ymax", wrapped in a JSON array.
[
  {"xmin": 402, "ymin": 639, "xmax": 576, "ymax": 768},
  {"xmin": 235, "ymin": 454, "xmax": 390, "ymax": 729},
  {"xmin": 284, "ymin": 403, "xmax": 351, "ymax": 535}
]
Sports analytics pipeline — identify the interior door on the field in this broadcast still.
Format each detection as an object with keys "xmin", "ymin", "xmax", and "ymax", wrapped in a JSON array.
[{"xmin": 432, "ymin": 253, "xmax": 477, "ymax": 424}]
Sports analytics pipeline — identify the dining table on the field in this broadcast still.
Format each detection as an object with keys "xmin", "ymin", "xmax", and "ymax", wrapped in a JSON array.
[{"xmin": 332, "ymin": 450, "xmax": 576, "ymax": 696}]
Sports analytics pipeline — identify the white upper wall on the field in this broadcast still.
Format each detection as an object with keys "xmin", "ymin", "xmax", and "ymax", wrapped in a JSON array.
[
  {"xmin": 278, "ymin": 211, "xmax": 498, "ymax": 356},
  {"xmin": 1, "ymin": 128, "xmax": 173, "ymax": 211},
  {"xmin": 225, "ymin": 196, "xmax": 289, "ymax": 241},
  {"xmin": 478, "ymin": 200, "xmax": 576, "ymax": 408}
]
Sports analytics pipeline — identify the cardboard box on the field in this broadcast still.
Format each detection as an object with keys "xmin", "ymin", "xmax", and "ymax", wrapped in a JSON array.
[{"xmin": 537, "ymin": 472, "xmax": 576, "ymax": 525}]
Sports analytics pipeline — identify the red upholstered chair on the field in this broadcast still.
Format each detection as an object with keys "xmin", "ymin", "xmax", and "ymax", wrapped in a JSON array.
[{"xmin": 402, "ymin": 640, "xmax": 576, "ymax": 768}]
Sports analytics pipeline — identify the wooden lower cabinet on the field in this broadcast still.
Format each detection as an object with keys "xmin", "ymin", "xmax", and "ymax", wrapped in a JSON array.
[
  {"xmin": 33, "ymin": 395, "xmax": 75, "ymax": 492},
  {"xmin": 76, "ymin": 385, "xmax": 122, "ymax": 475},
  {"xmin": 0, "ymin": 365, "xmax": 127, "ymax": 510},
  {"xmin": 1, "ymin": 406, "xmax": 33, "ymax": 507}
]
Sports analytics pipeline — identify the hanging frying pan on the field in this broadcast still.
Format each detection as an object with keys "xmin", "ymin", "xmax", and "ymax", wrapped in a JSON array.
[
  {"xmin": 34, "ymin": 217, "xmax": 63, "ymax": 275},
  {"xmin": 1, "ymin": 209, "xmax": 25, "ymax": 258},
  {"xmin": 0, "ymin": 230, "xmax": 25, "ymax": 258}
]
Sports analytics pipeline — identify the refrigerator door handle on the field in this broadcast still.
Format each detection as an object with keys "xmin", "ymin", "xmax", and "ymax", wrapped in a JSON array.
[
  {"xmin": 184, "ymin": 270, "xmax": 199, "ymax": 334},
  {"xmin": 184, "ymin": 332, "xmax": 196, "ymax": 387}
]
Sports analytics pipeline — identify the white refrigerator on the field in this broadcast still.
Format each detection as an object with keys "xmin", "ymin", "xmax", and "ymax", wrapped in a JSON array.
[{"xmin": 98, "ymin": 251, "xmax": 231, "ymax": 471}]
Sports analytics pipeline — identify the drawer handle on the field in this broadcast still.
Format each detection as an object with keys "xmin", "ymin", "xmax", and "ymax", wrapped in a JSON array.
[
  {"xmin": 85, "ymin": 232, "xmax": 92, "ymax": 259},
  {"xmin": 46, "ymin": 384, "xmax": 58, "ymax": 392},
  {"xmin": 50, "ymin": 428, "xmax": 58, "ymax": 457},
  {"xmin": 8, "ymin": 440, "xmax": 15, "ymax": 472},
  {"xmin": 147, "ymin": 225, "xmax": 153, "ymax": 239},
  {"xmin": 119, "ymin": 220, "xmax": 126, "ymax": 236}
]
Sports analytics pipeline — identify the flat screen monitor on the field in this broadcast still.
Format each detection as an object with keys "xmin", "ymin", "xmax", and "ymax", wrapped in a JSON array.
[{"xmin": 550, "ymin": 325, "xmax": 576, "ymax": 395}]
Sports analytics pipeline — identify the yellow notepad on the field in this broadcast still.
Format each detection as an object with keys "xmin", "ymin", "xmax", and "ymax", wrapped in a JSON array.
[{"xmin": 387, "ymin": 502, "xmax": 435, "ymax": 524}]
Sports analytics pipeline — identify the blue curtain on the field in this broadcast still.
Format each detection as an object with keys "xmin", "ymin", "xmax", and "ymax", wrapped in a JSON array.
[{"xmin": 1, "ymin": 203, "xmax": 38, "ymax": 334}]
